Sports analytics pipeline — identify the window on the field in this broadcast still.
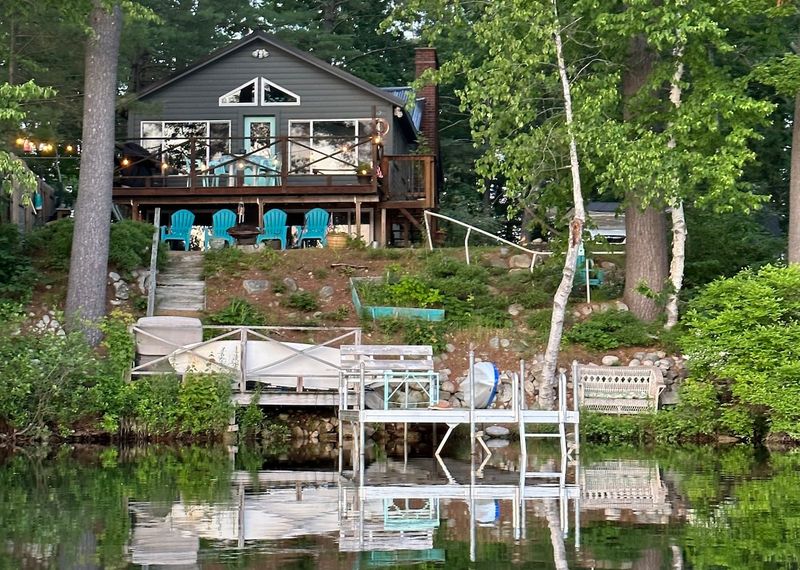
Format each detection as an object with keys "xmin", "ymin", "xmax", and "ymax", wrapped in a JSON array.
[
  {"xmin": 140, "ymin": 120, "xmax": 231, "ymax": 172},
  {"xmin": 288, "ymin": 119, "xmax": 374, "ymax": 174},
  {"xmin": 219, "ymin": 77, "xmax": 300, "ymax": 106}
]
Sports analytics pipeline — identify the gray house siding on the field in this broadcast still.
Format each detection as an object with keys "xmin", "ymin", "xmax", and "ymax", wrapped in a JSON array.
[{"xmin": 128, "ymin": 39, "xmax": 406, "ymax": 155}]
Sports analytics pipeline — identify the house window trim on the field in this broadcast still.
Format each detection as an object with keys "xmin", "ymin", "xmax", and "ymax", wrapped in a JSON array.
[
  {"xmin": 218, "ymin": 77, "xmax": 301, "ymax": 107},
  {"xmin": 261, "ymin": 77, "xmax": 301, "ymax": 107},
  {"xmin": 287, "ymin": 118, "xmax": 373, "ymax": 175},
  {"xmin": 219, "ymin": 78, "xmax": 259, "ymax": 107},
  {"xmin": 139, "ymin": 119, "xmax": 232, "ymax": 165}
]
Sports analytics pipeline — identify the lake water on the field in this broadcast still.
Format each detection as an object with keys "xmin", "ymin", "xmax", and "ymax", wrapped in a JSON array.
[{"xmin": 0, "ymin": 441, "xmax": 798, "ymax": 569}]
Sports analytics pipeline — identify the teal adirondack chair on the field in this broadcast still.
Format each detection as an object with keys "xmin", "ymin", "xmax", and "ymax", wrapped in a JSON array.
[
  {"xmin": 575, "ymin": 243, "xmax": 604, "ymax": 286},
  {"xmin": 160, "ymin": 209, "xmax": 195, "ymax": 251},
  {"xmin": 204, "ymin": 208, "xmax": 236, "ymax": 249},
  {"xmin": 297, "ymin": 208, "xmax": 329, "ymax": 247},
  {"xmin": 256, "ymin": 208, "xmax": 288, "ymax": 250}
]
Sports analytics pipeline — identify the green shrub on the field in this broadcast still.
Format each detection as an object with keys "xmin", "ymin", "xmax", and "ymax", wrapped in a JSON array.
[
  {"xmin": 358, "ymin": 275, "xmax": 443, "ymax": 309},
  {"xmin": 205, "ymin": 298, "xmax": 268, "ymax": 326},
  {"xmin": 204, "ymin": 247, "xmax": 281, "ymax": 277},
  {"xmin": 239, "ymin": 387, "xmax": 264, "ymax": 439},
  {"xmin": 177, "ymin": 374, "xmax": 234, "ymax": 436},
  {"xmin": 681, "ymin": 264, "xmax": 800, "ymax": 440},
  {"xmin": 0, "ymin": 224, "xmax": 36, "ymax": 300},
  {"xmin": 526, "ymin": 308, "xmax": 554, "ymax": 344},
  {"xmin": 564, "ymin": 310, "xmax": 653, "ymax": 350},
  {"xmin": 401, "ymin": 320, "xmax": 449, "ymax": 353},
  {"xmin": 287, "ymin": 290, "xmax": 319, "ymax": 312},
  {"xmin": 0, "ymin": 323, "xmax": 100, "ymax": 439},
  {"xmin": 25, "ymin": 219, "xmax": 164, "ymax": 274},
  {"xmin": 581, "ymin": 412, "xmax": 651, "ymax": 444},
  {"xmin": 129, "ymin": 374, "xmax": 181, "ymax": 435}
]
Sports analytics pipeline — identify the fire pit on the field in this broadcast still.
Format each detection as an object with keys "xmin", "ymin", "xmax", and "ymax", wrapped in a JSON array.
[{"xmin": 227, "ymin": 224, "xmax": 261, "ymax": 245}]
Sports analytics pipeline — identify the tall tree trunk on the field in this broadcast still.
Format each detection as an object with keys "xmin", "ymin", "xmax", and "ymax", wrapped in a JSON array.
[
  {"xmin": 65, "ymin": 1, "xmax": 123, "ymax": 344},
  {"xmin": 622, "ymin": 35, "xmax": 668, "ymax": 322},
  {"xmin": 788, "ymin": 91, "xmax": 800, "ymax": 264},
  {"xmin": 665, "ymin": 50, "xmax": 686, "ymax": 330},
  {"xmin": 541, "ymin": 0, "xmax": 586, "ymax": 408}
]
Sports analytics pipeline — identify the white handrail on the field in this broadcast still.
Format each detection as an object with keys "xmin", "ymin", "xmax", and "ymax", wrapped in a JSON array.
[{"xmin": 423, "ymin": 210, "xmax": 551, "ymax": 272}]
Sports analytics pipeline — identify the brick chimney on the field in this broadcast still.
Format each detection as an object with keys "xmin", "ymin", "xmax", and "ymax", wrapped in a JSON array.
[{"xmin": 415, "ymin": 47, "xmax": 439, "ymax": 157}]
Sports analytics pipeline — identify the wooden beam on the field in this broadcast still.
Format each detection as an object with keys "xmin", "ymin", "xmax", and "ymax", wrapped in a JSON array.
[
  {"xmin": 399, "ymin": 208, "xmax": 422, "ymax": 230},
  {"xmin": 112, "ymin": 184, "xmax": 377, "ymax": 198},
  {"xmin": 377, "ymin": 200, "xmax": 426, "ymax": 209}
]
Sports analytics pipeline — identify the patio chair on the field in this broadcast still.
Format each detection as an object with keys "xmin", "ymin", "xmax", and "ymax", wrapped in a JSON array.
[
  {"xmin": 204, "ymin": 208, "xmax": 236, "ymax": 249},
  {"xmin": 297, "ymin": 208, "xmax": 330, "ymax": 247},
  {"xmin": 160, "ymin": 209, "xmax": 195, "ymax": 251},
  {"xmin": 256, "ymin": 208, "xmax": 288, "ymax": 250},
  {"xmin": 203, "ymin": 159, "xmax": 230, "ymax": 187},
  {"xmin": 575, "ymin": 243, "xmax": 604, "ymax": 286}
]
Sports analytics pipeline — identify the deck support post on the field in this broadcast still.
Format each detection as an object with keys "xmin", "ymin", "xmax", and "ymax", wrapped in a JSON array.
[
  {"xmin": 379, "ymin": 208, "xmax": 388, "ymax": 246},
  {"xmin": 354, "ymin": 198, "xmax": 362, "ymax": 241}
]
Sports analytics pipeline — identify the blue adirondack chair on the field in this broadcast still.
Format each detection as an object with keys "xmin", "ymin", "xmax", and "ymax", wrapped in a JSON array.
[
  {"xmin": 204, "ymin": 208, "xmax": 236, "ymax": 249},
  {"xmin": 256, "ymin": 208, "xmax": 288, "ymax": 250},
  {"xmin": 575, "ymin": 243, "xmax": 604, "ymax": 286},
  {"xmin": 297, "ymin": 208, "xmax": 330, "ymax": 247},
  {"xmin": 160, "ymin": 209, "xmax": 195, "ymax": 251}
]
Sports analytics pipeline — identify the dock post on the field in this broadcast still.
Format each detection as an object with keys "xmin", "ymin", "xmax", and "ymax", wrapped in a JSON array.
[
  {"xmin": 358, "ymin": 362, "xmax": 366, "ymax": 484},
  {"xmin": 468, "ymin": 350, "xmax": 476, "ymax": 457}
]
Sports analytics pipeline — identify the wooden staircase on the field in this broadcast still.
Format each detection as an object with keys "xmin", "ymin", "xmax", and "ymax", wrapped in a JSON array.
[{"xmin": 155, "ymin": 251, "xmax": 206, "ymax": 315}]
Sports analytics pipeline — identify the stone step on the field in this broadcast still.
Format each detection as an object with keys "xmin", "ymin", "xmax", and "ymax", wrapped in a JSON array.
[
  {"xmin": 158, "ymin": 275, "xmax": 204, "ymax": 285},
  {"xmin": 156, "ymin": 290, "xmax": 206, "ymax": 312},
  {"xmin": 157, "ymin": 283, "xmax": 205, "ymax": 295}
]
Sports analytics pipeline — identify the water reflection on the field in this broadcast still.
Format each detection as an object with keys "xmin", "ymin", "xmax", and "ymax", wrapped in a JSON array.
[{"xmin": 2, "ymin": 445, "xmax": 800, "ymax": 568}]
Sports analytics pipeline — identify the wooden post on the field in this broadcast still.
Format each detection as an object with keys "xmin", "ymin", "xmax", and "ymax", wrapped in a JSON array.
[
  {"xmin": 131, "ymin": 201, "xmax": 140, "ymax": 222},
  {"xmin": 280, "ymin": 137, "xmax": 288, "ymax": 192},
  {"xmin": 189, "ymin": 137, "xmax": 197, "ymax": 189},
  {"xmin": 257, "ymin": 198, "xmax": 264, "ymax": 229},
  {"xmin": 380, "ymin": 208, "xmax": 388, "ymax": 247},
  {"xmin": 354, "ymin": 198, "xmax": 362, "ymax": 241}
]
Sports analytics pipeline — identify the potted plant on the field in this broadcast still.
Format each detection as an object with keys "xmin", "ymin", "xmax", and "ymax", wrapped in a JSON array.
[
  {"xmin": 356, "ymin": 162, "xmax": 373, "ymax": 184},
  {"xmin": 327, "ymin": 230, "xmax": 350, "ymax": 250}
]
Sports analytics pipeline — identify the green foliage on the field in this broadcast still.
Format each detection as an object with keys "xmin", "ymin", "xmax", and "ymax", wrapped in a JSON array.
[
  {"xmin": 239, "ymin": 387, "xmax": 264, "ymax": 439},
  {"xmin": 205, "ymin": 298, "xmax": 268, "ymax": 326},
  {"xmin": 128, "ymin": 373, "xmax": 233, "ymax": 437},
  {"xmin": 684, "ymin": 207, "xmax": 783, "ymax": 289},
  {"xmin": 204, "ymin": 246, "xmax": 281, "ymax": 277},
  {"xmin": 358, "ymin": 275, "xmax": 444, "ymax": 308},
  {"xmin": 176, "ymin": 374, "xmax": 234, "ymax": 436},
  {"xmin": 286, "ymin": 290, "xmax": 320, "ymax": 312},
  {"xmin": 396, "ymin": 320, "xmax": 449, "ymax": 353},
  {"xmin": 109, "ymin": 220, "xmax": 167, "ymax": 273},
  {"xmin": 681, "ymin": 264, "xmax": 800, "ymax": 439},
  {"xmin": 0, "ymin": 323, "xmax": 99, "ymax": 438},
  {"xmin": 25, "ymin": 219, "xmax": 164, "ymax": 273},
  {"xmin": 0, "ymin": 224, "xmax": 36, "ymax": 300},
  {"xmin": 320, "ymin": 305, "xmax": 350, "ymax": 322},
  {"xmin": 565, "ymin": 310, "xmax": 654, "ymax": 350},
  {"xmin": 525, "ymin": 308, "xmax": 554, "ymax": 344},
  {"xmin": 581, "ymin": 412, "xmax": 652, "ymax": 444}
]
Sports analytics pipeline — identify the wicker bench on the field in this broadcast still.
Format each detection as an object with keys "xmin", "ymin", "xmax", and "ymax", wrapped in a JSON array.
[{"xmin": 574, "ymin": 362, "xmax": 665, "ymax": 414}]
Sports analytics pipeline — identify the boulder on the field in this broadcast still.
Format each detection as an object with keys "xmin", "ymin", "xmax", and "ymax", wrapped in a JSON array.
[
  {"xmin": 319, "ymin": 285, "xmax": 335, "ymax": 300},
  {"xmin": 485, "ymin": 425, "xmax": 511, "ymax": 438},
  {"xmin": 601, "ymin": 355, "xmax": 620, "ymax": 366},
  {"xmin": 243, "ymin": 279, "xmax": 270, "ymax": 294},
  {"xmin": 508, "ymin": 254, "xmax": 533, "ymax": 269},
  {"xmin": 113, "ymin": 280, "xmax": 130, "ymax": 300},
  {"xmin": 508, "ymin": 303, "xmax": 524, "ymax": 317},
  {"xmin": 282, "ymin": 277, "xmax": 299, "ymax": 292}
]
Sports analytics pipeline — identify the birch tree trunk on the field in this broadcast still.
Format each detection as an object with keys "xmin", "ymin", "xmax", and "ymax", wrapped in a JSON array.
[
  {"xmin": 665, "ymin": 51, "xmax": 686, "ymax": 330},
  {"xmin": 788, "ymin": 91, "xmax": 800, "ymax": 264},
  {"xmin": 540, "ymin": 0, "xmax": 586, "ymax": 409},
  {"xmin": 65, "ymin": 1, "xmax": 123, "ymax": 344}
]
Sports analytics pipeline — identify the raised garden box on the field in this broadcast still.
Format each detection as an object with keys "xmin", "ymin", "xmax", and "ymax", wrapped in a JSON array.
[{"xmin": 350, "ymin": 277, "xmax": 445, "ymax": 321}]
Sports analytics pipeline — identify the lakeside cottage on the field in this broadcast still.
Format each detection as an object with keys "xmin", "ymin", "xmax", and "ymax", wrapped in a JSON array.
[{"xmin": 114, "ymin": 31, "xmax": 440, "ymax": 246}]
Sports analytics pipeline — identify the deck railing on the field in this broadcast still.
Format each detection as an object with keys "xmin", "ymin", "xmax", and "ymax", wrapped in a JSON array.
[{"xmin": 115, "ymin": 135, "xmax": 435, "ymax": 204}]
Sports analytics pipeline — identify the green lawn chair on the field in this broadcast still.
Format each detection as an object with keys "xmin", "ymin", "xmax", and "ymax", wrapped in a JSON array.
[
  {"xmin": 297, "ymin": 208, "xmax": 329, "ymax": 247},
  {"xmin": 204, "ymin": 208, "xmax": 236, "ymax": 249},
  {"xmin": 575, "ymin": 243, "xmax": 604, "ymax": 286},
  {"xmin": 256, "ymin": 208, "xmax": 288, "ymax": 250},
  {"xmin": 160, "ymin": 209, "xmax": 195, "ymax": 251}
]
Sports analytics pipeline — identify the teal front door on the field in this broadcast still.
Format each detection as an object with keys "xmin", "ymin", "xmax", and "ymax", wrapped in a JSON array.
[
  {"xmin": 244, "ymin": 116, "xmax": 276, "ymax": 158},
  {"xmin": 244, "ymin": 116, "xmax": 278, "ymax": 186}
]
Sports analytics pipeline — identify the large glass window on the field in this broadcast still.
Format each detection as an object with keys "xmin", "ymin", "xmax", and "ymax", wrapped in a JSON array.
[
  {"xmin": 140, "ymin": 120, "xmax": 230, "ymax": 173},
  {"xmin": 288, "ymin": 119, "xmax": 374, "ymax": 174}
]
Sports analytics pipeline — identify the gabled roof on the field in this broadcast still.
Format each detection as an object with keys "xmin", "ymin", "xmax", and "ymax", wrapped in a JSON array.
[{"xmin": 135, "ymin": 31, "xmax": 406, "ymax": 108}]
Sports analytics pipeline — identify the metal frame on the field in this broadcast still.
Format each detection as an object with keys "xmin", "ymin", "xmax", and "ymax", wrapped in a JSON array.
[{"xmin": 423, "ymin": 210, "xmax": 552, "ymax": 271}]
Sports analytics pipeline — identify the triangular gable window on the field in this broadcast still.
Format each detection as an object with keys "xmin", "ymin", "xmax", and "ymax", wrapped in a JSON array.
[
  {"xmin": 219, "ymin": 78, "xmax": 300, "ymax": 107},
  {"xmin": 219, "ymin": 78, "xmax": 258, "ymax": 106},
  {"xmin": 262, "ymin": 78, "xmax": 300, "ymax": 105}
]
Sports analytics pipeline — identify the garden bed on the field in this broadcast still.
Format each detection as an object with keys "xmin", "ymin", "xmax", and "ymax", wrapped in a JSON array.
[{"xmin": 350, "ymin": 276, "xmax": 445, "ymax": 321}]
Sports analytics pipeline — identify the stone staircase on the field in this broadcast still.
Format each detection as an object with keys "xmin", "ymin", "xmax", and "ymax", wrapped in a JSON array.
[{"xmin": 155, "ymin": 251, "xmax": 206, "ymax": 314}]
